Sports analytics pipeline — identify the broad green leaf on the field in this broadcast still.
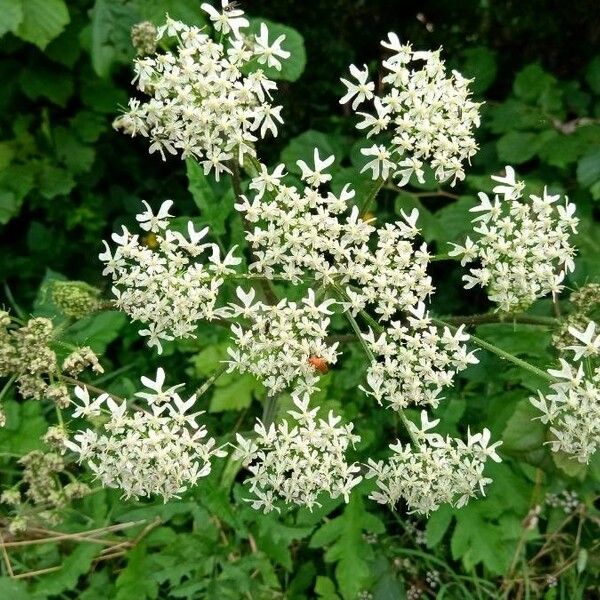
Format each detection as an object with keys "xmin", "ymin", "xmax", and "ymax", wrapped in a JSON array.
[
  {"xmin": 32, "ymin": 544, "xmax": 99, "ymax": 596},
  {"xmin": 245, "ymin": 18, "xmax": 306, "ymax": 82},
  {"xmin": 552, "ymin": 450, "xmax": 587, "ymax": 478},
  {"xmin": 65, "ymin": 311, "xmax": 128, "ymax": 354},
  {"xmin": 310, "ymin": 494, "xmax": 384, "ymax": 600},
  {"xmin": 0, "ymin": 577, "xmax": 29, "ymax": 600},
  {"xmin": 0, "ymin": 0, "xmax": 23, "ymax": 37},
  {"xmin": 15, "ymin": 0, "xmax": 70, "ymax": 49},
  {"xmin": 90, "ymin": 0, "xmax": 138, "ymax": 78},
  {"xmin": 37, "ymin": 163, "xmax": 76, "ymax": 199},
  {"xmin": 116, "ymin": 544, "xmax": 159, "ymax": 600},
  {"xmin": 209, "ymin": 374, "xmax": 260, "ymax": 412},
  {"xmin": 426, "ymin": 503, "xmax": 453, "ymax": 548},
  {"xmin": 315, "ymin": 576, "xmax": 341, "ymax": 599},
  {"xmin": 186, "ymin": 158, "xmax": 232, "ymax": 236},
  {"xmin": 19, "ymin": 65, "xmax": 74, "ymax": 107},
  {"xmin": 496, "ymin": 131, "xmax": 543, "ymax": 164},
  {"xmin": 432, "ymin": 195, "xmax": 477, "ymax": 244},
  {"xmin": 577, "ymin": 148, "xmax": 600, "ymax": 199},
  {"xmin": 513, "ymin": 64, "xmax": 556, "ymax": 104},
  {"xmin": 137, "ymin": 0, "xmax": 206, "ymax": 27},
  {"xmin": 487, "ymin": 99, "xmax": 548, "ymax": 134},
  {"xmin": 0, "ymin": 190, "xmax": 20, "ymax": 225},
  {"xmin": 0, "ymin": 400, "xmax": 47, "ymax": 454},
  {"xmin": 474, "ymin": 324, "xmax": 551, "ymax": 358},
  {"xmin": 54, "ymin": 127, "xmax": 96, "ymax": 174},
  {"xmin": 459, "ymin": 46, "xmax": 497, "ymax": 94},
  {"xmin": 502, "ymin": 399, "xmax": 546, "ymax": 456}
]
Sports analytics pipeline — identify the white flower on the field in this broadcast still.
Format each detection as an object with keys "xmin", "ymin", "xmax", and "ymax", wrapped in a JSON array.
[
  {"xmin": 339, "ymin": 64, "xmax": 374, "ymax": 110},
  {"xmin": 100, "ymin": 201, "xmax": 237, "ymax": 353},
  {"xmin": 66, "ymin": 370, "xmax": 226, "ymax": 501},
  {"xmin": 366, "ymin": 411, "xmax": 501, "ymax": 514},
  {"xmin": 452, "ymin": 167, "xmax": 578, "ymax": 313},
  {"xmin": 201, "ymin": 0, "xmax": 249, "ymax": 39},
  {"xmin": 71, "ymin": 386, "xmax": 105, "ymax": 419},
  {"xmin": 530, "ymin": 351, "xmax": 600, "ymax": 464},
  {"xmin": 234, "ymin": 393, "xmax": 362, "ymax": 512},
  {"xmin": 114, "ymin": 16, "xmax": 287, "ymax": 178},
  {"xmin": 253, "ymin": 23, "xmax": 290, "ymax": 71},
  {"xmin": 296, "ymin": 149, "xmax": 335, "ymax": 187},
  {"xmin": 566, "ymin": 322, "xmax": 600, "ymax": 360},
  {"xmin": 360, "ymin": 144, "xmax": 395, "ymax": 180},
  {"xmin": 341, "ymin": 41, "xmax": 481, "ymax": 185},
  {"xmin": 225, "ymin": 289, "xmax": 339, "ymax": 395},
  {"xmin": 136, "ymin": 200, "xmax": 174, "ymax": 233}
]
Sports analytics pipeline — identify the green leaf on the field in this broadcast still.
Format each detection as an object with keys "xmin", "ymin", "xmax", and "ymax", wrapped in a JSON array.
[
  {"xmin": 513, "ymin": 64, "xmax": 556, "ymax": 104},
  {"xmin": 65, "ymin": 311, "xmax": 128, "ymax": 354},
  {"xmin": 55, "ymin": 127, "xmax": 96, "ymax": 174},
  {"xmin": 585, "ymin": 55, "xmax": 600, "ymax": 94},
  {"xmin": 0, "ymin": 577, "xmax": 29, "ymax": 600},
  {"xmin": 0, "ymin": 190, "xmax": 20, "ymax": 225},
  {"xmin": 33, "ymin": 544, "xmax": 99, "ymax": 596},
  {"xmin": 310, "ymin": 494, "xmax": 384, "ymax": 600},
  {"xmin": 186, "ymin": 158, "xmax": 232, "ymax": 236},
  {"xmin": 315, "ymin": 576, "xmax": 341, "ymax": 599},
  {"xmin": 15, "ymin": 0, "xmax": 70, "ymax": 49},
  {"xmin": 459, "ymin": 46, "xmax": 497, "ymax": 94},
  {"xmin": 577, "ymin": 148, "xmax": 600, "ymax": 199},
  {"xmin": 0, "ymin": 400, "xmax": 47, "ymax": 454},
  {"xmin": 209, "ymin": 374, "xmax": 260, "ymax": 412},
  {"xmin": 496, "ymin": 131, "xmax": 543, "ymax": 164},
  {"xmin": 474, "ymin": 324, "xmax": 551, "ymax": 359},
  {"xmin": 552, "ymin": 450, "xmax": 587, "ymax": 478},
  {"xmin": 502, "ymin": 400, "xmax": 546, "ymax": 456},
  {"xmin": 433, "ymin": 195, "xmax": 477, "ymax": 245},
  {"xmin": 20, "ymin": 65, "xmax": 74, "ymax": 107},
  {"xmin": 116, "ymin": 544, "xmax": 159, "ymax": 600},
  {"xmin": 487, "ymin": 99, "xmax": 549, "ymax": 134},
  {"xmin": 137, "ymin": 0, "xmax": 206, "ymax": 27},
  {"xmin": 245, "ymin": 18, "xmax": 306, "ymax": 82},
  {"xmin": 90, "ymin": 0, "xmax": 138, "ymax": 78},
  {"xmin": 426, "ymin": 503, "xmax": 453, "ymax": 547},
  {"xmin": 0, "ymin": 0, "xmax": 23, "ymax": 37},
  {"xmin": 37, "ymin": 163, "xmax": 76, "ymax": 199}
]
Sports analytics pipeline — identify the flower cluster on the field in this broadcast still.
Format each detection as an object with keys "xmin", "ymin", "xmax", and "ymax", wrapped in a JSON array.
[
  {"xmin": 114, "ymin": 6, "xmax": 289, "ymax": 179},
  {"xmin": 362, "ymin": 304, "xmax": 478, "ymax": 411},
  {"xmin": 100, "ymin": 201, "xmax": 239, "ymax": 352},
  {"xmin": 65, "ymin": 369, "xmax": 226, "ymax": 501},
  {"xmin": 0, "ymin": 311, "xmax": 102, "ymax": 413},
  {"xmin": 530, "ymin": 322, "xmax": 600, "ymax": 463},
  {"xmin": 225, "ymin": 287, "xmax": 339, "ymax": 395},
  {"xmin": 366, "ymin": 411, "xmax": 501, "ymax": 514},
  {"xmin": 450, "ymin": 167, "xmax": 578, "ymax": 313},
  {"xmin": 233, "ymin": 393, "xmax": 362, "ymax": 512},
  {"xmin": 236, "ymin": 154, "xmax": 434, "ymax": 321},
  {"xmin": 340, "ymin": 34, "xmax": 480, "ymax": 186}
]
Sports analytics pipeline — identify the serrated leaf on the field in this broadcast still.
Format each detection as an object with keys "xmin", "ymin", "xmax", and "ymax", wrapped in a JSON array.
[
  {"xmin": 245, "ymin": 18, "xmax": 306, "ymax": 82},
  {"xmin": 32, "ymin": 544, "xmax": 99, "ymax": 596},
  {"xmin": 20, "ymin": 65, "xmax": 74, "ymax": 107},
  {"xmin": 310, "ymin": 494, "xmax": 384, "ymax": 600},
  {"xmin": 15, "ymin": 0, "xmax": 70, "ymax": 49},
  {"xmin": 433, "ymin": 195, "xmax": 477, "ymax": 245},
  {"xmin": 552, "ymin": 450, "xmax": 587, "ymax": 478},
  {"xmin": 209, "ymin": 374, "xmax": 260, "ymax": 412},
  {"xmin": 37, "ymin": 163, "xmax": 76, "ymax": 199},
  {"xmin": 497, "ymin": 131, "xmax": 543, "ymax": 164}
]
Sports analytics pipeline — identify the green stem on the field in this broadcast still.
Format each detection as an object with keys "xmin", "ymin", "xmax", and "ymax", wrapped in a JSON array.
[
  {"xmin": 0, "ymin": 375, "xmax": 17, "ymax": 403},
  {"xmin": 442, "ymin": 313, "xmax": 558, "ymax": 327},
  {"xmin": 195, "ymin": 365, "xmax": 228, "ymax": 399},
  {"xmin": 332, "ymin": 284, "xmax": 417, "ymax": 445},
  {"xmin": 262, "ymin": 394, "xmax": 279, "ymax": 427},
  {"xmin": 229, "ymin": 161, "xmax": 278, "ymax": 305},
  {"xmin": 433, "ymin": 318, "xmax": 556, "ymax": 383},
  {"xmin": 359, "ymin": 178, "xmax": 385, "ymax": 217}
]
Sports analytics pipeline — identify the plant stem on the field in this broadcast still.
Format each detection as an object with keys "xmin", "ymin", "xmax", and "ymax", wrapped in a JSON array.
[
  {"xmin": 442, "ymin": 314, "xmax": 558, "ymax": 327},
  {"xmin": 433, "ymin": 318, "xmax": 556, "ymax": 383},
  {"xmin": 195, "ymin": 364, "xmax": 228, "ymax": 399},
  {"xmin": 0, "ymin": 375, "xmax": 17, "ymax": 403},
  {"xmin": 61, "ymin": 375, "xmax": 126, "ymax": 403},
  {"xmin": 360, "ymin": 178, "xmax": 385, "ymax": 217},
  {"xmin": 332, "ymin": 283, "xmax": 417, "ymax": 445},
  {"xmin": 229, "ymin": 161, "xmax": 278, "ymax": 305},
  {"xmin": 261, "ymin": 394, "xmax": 278, "ymax": 427}
]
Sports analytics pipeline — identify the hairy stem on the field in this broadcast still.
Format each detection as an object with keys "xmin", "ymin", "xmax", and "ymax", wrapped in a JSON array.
[
  {"xmin": 360, "ymin": 178, "xmax": 385, "ymax": 217},
  {"xmin": 433, "ymin": 318, "xmax": 556, "ymax": 383},
  {"xmin": 442, "ymin": 313, "xmax": 558, "ymax": 327},
  {"xmin": 195, "ymin": 364, "xmax": 228, "ymax": 399},
  {"xmin": 229, "ymin": 161, "xmax": 278, "ymax": 305}
]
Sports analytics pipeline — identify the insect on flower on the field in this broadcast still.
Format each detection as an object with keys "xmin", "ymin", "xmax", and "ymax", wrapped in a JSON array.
[{"xmin": 308, "ymin": 356, "xmax": 329, "ymax": 374}]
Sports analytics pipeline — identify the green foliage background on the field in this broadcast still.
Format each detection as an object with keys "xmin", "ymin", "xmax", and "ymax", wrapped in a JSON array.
[{"xmin": 0, "ymin": 0, "xmax": 600, "ymax": 598}]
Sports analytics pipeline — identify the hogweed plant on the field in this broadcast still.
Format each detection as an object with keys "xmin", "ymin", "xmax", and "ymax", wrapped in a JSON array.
[{"xmin": 0, "ymin": 0, "xmax": 597, "ymax": 542}]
